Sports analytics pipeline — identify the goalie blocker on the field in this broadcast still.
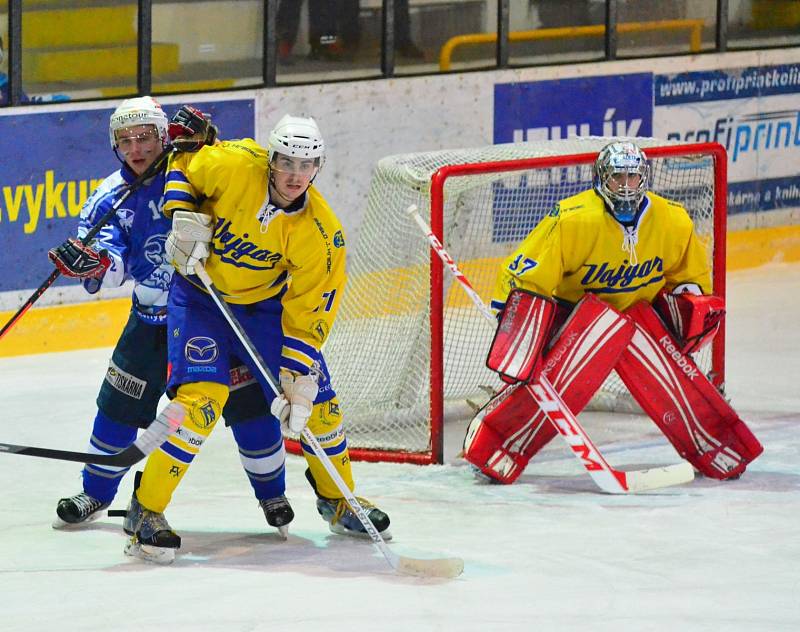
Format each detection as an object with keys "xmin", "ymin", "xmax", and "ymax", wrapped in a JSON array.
[{"xmin": 464, "ymin": 290, "xmax": 762, "ymax": 483}]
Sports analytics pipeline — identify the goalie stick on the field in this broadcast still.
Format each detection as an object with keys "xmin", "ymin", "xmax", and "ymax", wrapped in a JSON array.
[
  {"xmin": 194, "ymin": 263, "xmax": 464, "ymax": 579},
  {"xmin": 407, "ymin": 204, "xmax": 694, "ymax": 494},
  {"xmin": 0, "ymin": 145, "xmax": 173, "ymax": 342}
]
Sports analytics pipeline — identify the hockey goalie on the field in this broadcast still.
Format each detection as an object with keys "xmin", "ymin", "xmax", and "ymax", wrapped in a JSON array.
[{"xmin": 463, "ymin": 140, "xmax": 763, "ymax": 485}]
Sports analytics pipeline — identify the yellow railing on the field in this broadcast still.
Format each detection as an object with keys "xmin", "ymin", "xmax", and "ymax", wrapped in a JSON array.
[{"xmin": 439, "ymin": 19, "xmax": 705, "ymax": 71}]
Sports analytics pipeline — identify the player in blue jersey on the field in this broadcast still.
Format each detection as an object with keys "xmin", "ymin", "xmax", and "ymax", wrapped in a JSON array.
[
  {"xmin": 120, "ymin": 109, "xmax": 390, "ymax": 562},
  {"xmin": 50, "ymin": 99, "xmax": 294, "ymax": 553}
]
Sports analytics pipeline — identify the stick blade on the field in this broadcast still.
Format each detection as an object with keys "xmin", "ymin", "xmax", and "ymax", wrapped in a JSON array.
[
  {"xmin": 394, "ymin": 555, "xmax": 465, "ymax": 579},
  {"xmin": 623, "ymin": 461, "xmax": 695, "ymax": 493}
]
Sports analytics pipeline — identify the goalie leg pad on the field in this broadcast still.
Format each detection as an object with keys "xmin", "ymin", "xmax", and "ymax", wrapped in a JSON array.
[
  {"xmin": 617, "ymin": 301, "xmax": 763, "ymax": 480},
  {"xmin": 464, "ymin": 295, "xmax": 635, "ymax": 484},
  {"xmin": 463, "ymin": 382, "xmax": 552, "ymax": 484},
  {"xmin": 541, "ymin": 294, "xmax": 635, "ymax": 409}
]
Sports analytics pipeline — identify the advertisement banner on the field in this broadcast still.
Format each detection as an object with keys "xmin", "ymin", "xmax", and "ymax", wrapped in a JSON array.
[
  {"xmin": 493, "ymin": 73, "xmax": 653, "ymax": 144},
  {"xmin": 655, "ymin": 63, "xmax": 800, "ymax": 215},
  {"xmin": 0, "ymin": 98, "xmax": 254, "ymax": 293}
]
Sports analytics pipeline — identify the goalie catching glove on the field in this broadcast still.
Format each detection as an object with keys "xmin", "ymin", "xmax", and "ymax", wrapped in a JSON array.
[
  {"xmin": 168, "ymin": 105, "xmax": 218, "ymax": 152},
  {"xmin": 270, "ymin": 369, "xmax": 318, "ymax": 434},
  {"xmin": 655, "ymin": 285, "xmax": 725, "ymax": 355},
  {"xmin": 165, "ymin": 211, "xmax": 213, "ymax": 275},
  {"xmin": 48, "ymin": 237, "xmax": 111, "ymax": 280}
]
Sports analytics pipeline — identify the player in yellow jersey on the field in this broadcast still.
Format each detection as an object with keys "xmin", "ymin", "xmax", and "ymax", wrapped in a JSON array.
[
  {"xmin": 464, "ymin": 140, "xmax": 762, "ymax": 485},
  {"xmin": 123, "ymin": 110, "xmax": 389, "ymax": 562}
]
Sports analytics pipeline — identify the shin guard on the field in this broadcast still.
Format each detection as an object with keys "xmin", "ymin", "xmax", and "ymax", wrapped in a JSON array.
[
  {"xmin": 617, "ymin": 302, "xmax": 763, "ymax": 480},
  {"xmin": 463, "ymin": 295, "xmax": 635, "ymax": 483}
]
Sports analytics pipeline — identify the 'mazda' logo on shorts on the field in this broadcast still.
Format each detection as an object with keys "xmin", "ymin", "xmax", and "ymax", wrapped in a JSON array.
[
  {"xmin": 581, "ymin": 257, "xmax": 664, "ymax": 292},
  {"xmin": 213, "ymin": 219, "xmax": 283, "ymax": 270}
]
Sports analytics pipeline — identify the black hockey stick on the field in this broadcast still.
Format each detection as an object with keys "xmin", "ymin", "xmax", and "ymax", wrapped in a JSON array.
[
  {"xmin": 0, "ymin": 397, "xmax": 182, "ymax": 466},
  {"xmin": 0, "ymin": 441, "xmax": 145, "ymax": 466},
  {"xmin": 0, "ymin": 146, "xmax": 174, "ymax": 342}
]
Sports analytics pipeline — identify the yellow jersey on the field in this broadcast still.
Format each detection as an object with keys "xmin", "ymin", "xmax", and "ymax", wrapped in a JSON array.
[
  {"xmin": 492, "ymin": 189, "xmax": 712, "ymax": 313},
  {"xmin": 164, "ymin": 139, "xmax": 346, "ymax": 373}
]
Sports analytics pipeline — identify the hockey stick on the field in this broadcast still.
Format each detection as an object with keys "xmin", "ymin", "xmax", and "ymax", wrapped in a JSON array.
[
  {"xmin": 407, "ymin": 204, "xmax": 694, "ymax": 494},
  {"xmin": 0, "ymin": 400, "xmax": 182, "ymax": 467},
  {"xmin": 194, "ymin": 263, "xmax": 464, "ymax": 579},
  {"xmin": 0, "ymin": 145, "xmax": 174, "ymax": 342}
]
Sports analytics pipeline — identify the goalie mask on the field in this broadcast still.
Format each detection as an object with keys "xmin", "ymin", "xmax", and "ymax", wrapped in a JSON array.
[
  {"xmin": 593, "ymin": 141, "xmax": 650, "ymax": 223},
  {"xmin": 109, "ymin": 96, "xmax": 169, "ymax": 150}
]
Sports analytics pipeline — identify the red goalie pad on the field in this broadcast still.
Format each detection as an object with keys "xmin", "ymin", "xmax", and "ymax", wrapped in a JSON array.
[
  {"xmin": 655, "ymin": 291, "xmax": 725, "ymax": 354},
  {"xmin": 617, "ymin": 301, "xmax": 763, "ymax": 480},
  {"xmin": 486, "ymin": 289, "xmax": 556, "ymax": 382},
  {"xmin": 463, "ymin": 294, "xmax": 635, "ymax": 483}
]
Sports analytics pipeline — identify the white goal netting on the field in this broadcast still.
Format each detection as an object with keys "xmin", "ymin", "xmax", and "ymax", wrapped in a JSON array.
[{"xmin": 322, "ymin": 138, "xmax": 724, "ymax": 461}]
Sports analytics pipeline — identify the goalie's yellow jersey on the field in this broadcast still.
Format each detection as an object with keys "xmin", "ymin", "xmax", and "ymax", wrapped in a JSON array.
[
  {"xmin": 163, "ymin": 138, "xmax": 346, "ymax": 372},
  {"xmin": 492, "ymin": 189, "xmax": 712, "ymax": 313}
]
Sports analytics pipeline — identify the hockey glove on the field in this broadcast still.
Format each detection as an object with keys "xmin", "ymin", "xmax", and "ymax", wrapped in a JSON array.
[
  {"xmin": 165, "ymin": 210, "xmax": 213, "ymax": 275},
  {"xmin": 48, "ymin": 237, "xmax": 111, "ymax": 280},
  {"xmin": 168, "ymin": 105, "xmax": 218, "ymax": 152},
  {"xmin": 270, "ymin": 370, "xmax": 318, "ymax": 435}
]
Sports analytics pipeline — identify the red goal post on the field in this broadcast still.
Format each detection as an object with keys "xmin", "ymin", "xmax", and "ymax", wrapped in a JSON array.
[{"xmin": 286, "ymin": 139, "xmax": 728, "ymax": 465}]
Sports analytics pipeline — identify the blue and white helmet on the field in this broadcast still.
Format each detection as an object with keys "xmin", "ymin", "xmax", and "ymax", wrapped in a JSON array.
[
  {"xmin": 268, "ymin": 114, "xmax": 325, "ymax": 167},
  {"xmin": 593, "ymin": 141, "xmax": 650, "ymax": 223},
  {"xmin": 109, "ymin": 96, "xmax": 168, "ymax": 149}
]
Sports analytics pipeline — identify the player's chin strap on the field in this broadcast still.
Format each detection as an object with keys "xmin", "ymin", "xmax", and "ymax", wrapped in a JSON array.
[{"xmin": 192, "ymin": 262, "xmax": 463, "ymax": 579}]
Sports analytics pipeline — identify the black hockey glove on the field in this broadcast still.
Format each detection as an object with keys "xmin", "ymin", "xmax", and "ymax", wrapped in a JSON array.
[
  {"xmin": 48, "ymin": 237, "xmax": 111, "ymax": 280},
  {"xmin": 168, "ymin": 105, "xmax": 218, "ymax": 152}
]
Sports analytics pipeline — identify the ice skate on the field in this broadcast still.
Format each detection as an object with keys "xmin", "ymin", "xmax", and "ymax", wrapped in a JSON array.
[
  {"xmin": 304, "ymin": 467, "xmax": 391, "ymax": 539},
  {"xmin": 315, "ymin": 495, "xmax": 391, "ymax": 540},
  {"xmin": 123, "ymin": 479, "xmax": 180, "ymax": 565},
  {"xmin": 52, "ymin": 492, "xmax": 110, "ymax": 529},
  {"xmin": 259, "ymin": 494, "xmax": 294, "ymax": 539}
]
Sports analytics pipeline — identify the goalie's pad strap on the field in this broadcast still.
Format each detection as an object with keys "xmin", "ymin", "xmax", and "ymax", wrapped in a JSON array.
[
  {"xmin": 617, "ymin": 301, "xmax": 763, "ymax": 480},
  {"xmin": 464, "ymin": 294, "xmax": 634, "ymax": 483},
  {"xmin": 486, "ymin": 289, "xmax": 556, "ymax": 382}
]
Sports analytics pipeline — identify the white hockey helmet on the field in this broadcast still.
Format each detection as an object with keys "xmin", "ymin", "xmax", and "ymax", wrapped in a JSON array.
[
  {"xmin": 268, "ymin": 114, "xmax": 325, "ymax": 166},
  {"xmin": 109, "ymin": 96, "xmax": 168, "ymax": 149},
  {"xmin": 593, "ymin": 141, "xmax": 650, "ymax": 222}
]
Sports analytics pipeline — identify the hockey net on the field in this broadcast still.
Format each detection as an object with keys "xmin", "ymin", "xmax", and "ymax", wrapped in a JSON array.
[{"xmin": 299, "ymin": 138, "xmax": 727, "ymax": 464}]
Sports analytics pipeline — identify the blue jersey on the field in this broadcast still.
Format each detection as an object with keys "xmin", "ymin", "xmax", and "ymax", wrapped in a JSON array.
[{"xmin": 77, "ymin": 164, "xmax": 172, "ymax": 324}]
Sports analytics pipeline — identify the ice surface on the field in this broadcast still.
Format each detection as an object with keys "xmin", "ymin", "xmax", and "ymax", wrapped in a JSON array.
[{"xmin": 0, "ymin": 264, "xmax": 798, "ymax": 631}]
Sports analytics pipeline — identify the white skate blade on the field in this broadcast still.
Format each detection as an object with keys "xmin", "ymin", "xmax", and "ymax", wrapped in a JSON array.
[
  {"xmin": 124, "ymin": 538, "xmax": 176, "ymax": 565},
  {"xmin": 52, "ymin": 510, "xmax": 103, "ymax": 530},
  {"xmin": 277, "ymin": 525, "xmax": 289, "ymax": 540},
  {"xmin": 328, "ymin": 522, "xmax": 393, "ymax": 541}
]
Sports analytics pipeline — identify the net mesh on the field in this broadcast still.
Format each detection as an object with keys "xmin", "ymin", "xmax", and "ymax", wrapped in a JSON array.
[{"xmin": 324, "ymin": 138, "xmax": 721, "ymax": 458}]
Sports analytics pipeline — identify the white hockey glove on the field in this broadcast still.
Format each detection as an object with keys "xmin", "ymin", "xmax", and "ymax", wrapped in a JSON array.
[
  {"xmin": 270, "ymin": 369, "xmax": 318, "ymax": 435},
  {"xmin": 165, "ymin": 210, "xmax": 213, "ymax": 275}
]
